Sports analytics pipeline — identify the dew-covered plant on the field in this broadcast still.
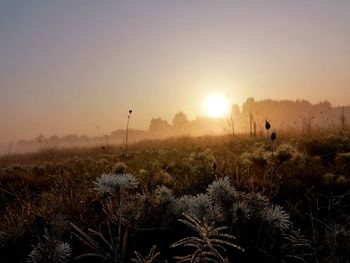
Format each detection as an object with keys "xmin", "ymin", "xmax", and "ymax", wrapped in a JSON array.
[
  {"xmin": 240, "ymin": 144, "xmax": 270, "ymax": 167},
  {"xmin": 207, "ymin": 177, "xmax": 237, "ymax": 209},
  {"xmin": 190, "ymin": 193, "xmax": 213, "ymax": 222},
  {"xmin": 26, "ymin": 231, "xmax": 71, "ymax": 263},
  {"xmin": 263, "ymin": 204, "xmax": 291, "ymax": 232},
  {"xmin": 94, "ymin": 173, "xmax": 138, "ymax": 196},
  {"xmin": 175, "ymin": 195, "xmax": 195, "ymax": 216},
  {"xmin": 231, "ymin": 201, "xmax": 251, "ymax": 223},
  {"xmin": 275, "ymin": 143, "xmax": 304, "ymax": 164},
  {"xmin": 0, "ymin": 231, "xmax": 5, "ymax": 249},
  {"xmin": 70, "ymin": 221, "xmax": 121, "ymax": 263},
  {"xmin": 113, "ymin": 162, "xmax": 128, "ymax": 174},
  {"xmin": 174, "ymin": 193, "xmax": 223, "ymax": 222},
  {"xmin": 154, "ymin": 185, "xmax": 176, "ymax": 208},
  {"xmin": 81, "ymin": 173, "xmax": 140, "ymax": 263},
  {"xmin": 132, "ymin": 245, "xmax": 161, "ymax": 263},
  {"xmin": 171, "ymin": 214, "xmax": 244, "ymax": 262},
  {"xmin": 283, "ymin": 229, "xmax": 313, "ymax": 262},
  {"xmin": 153, "ymin": 185, "xmax": 177, "ymax": 222},
  {"xmin": 188, "ymin": 148, "xmax": 216, "ymax": 175}
]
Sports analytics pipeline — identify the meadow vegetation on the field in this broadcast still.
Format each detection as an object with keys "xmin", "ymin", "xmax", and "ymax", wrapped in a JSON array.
[{"xmin": 1, "ymin": 132, "xmax": 350, "ymax": 262}]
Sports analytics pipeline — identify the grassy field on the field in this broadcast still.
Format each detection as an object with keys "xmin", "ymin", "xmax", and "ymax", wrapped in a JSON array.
[{"xmin": 1, "ymin": 132, "xmax": 350, "ymax": 263}]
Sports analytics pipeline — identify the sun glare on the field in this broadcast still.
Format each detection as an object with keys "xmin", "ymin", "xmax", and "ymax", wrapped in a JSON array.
[{"xmin": 202, "ymin": 93, "xmax": 229, "ymax": 118}]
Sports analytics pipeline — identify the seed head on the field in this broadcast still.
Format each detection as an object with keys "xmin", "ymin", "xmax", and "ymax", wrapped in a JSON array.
[
  {"xmin": 265, "ymin": 120, "xmax": 271, "ymax": 130},
  {"xmin": 271, "ymin": 130, "xmax": 277, "ymax": 141}
]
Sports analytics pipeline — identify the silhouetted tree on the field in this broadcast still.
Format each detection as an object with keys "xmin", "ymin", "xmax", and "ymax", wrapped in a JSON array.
[
  {"xmin": 149, "ymin": 118, "xmax": 173, "ymax": 137},
  {"xmin": 172, "ymin": 112, "xmax": 189, "ymax": 135}
]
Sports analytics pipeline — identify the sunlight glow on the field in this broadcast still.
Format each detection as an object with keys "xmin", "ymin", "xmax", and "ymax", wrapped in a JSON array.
[{"xmin": 202, "ymin": 93, "xmax": 230, "ymax": 118}]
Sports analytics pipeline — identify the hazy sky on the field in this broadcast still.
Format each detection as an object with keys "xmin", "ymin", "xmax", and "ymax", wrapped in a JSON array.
[{"xmin": 0, "ymin": 0, "xmax": 349, "ymax": 143}]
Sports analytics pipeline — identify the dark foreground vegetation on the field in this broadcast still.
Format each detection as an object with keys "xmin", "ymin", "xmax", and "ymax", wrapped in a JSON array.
[{"xmin": 1, "ymin": 132, "xmax": 350, "ymax": 263}]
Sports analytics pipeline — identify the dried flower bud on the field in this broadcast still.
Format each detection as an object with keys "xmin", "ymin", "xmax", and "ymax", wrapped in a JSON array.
[{"xmin": 271, "ymin": 130, "xmax": 277, "ymax": 141}]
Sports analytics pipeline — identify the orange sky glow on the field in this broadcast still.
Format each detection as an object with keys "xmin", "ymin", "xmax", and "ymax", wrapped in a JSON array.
[{"xmin": 0, "ymin": 1, "xmax": 349, "ymax": 145}]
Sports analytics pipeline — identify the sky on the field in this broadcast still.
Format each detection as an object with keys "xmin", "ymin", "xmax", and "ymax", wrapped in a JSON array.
[{"xmin": 0, "ymin": 0, "xmax": 350, "ymax": 144}]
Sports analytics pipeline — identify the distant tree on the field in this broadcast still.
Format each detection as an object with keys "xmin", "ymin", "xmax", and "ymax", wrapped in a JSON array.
[
  {"xmin": 36, "ymin": 134, "xmax": 45, "ymax": 144},
  {"xmin": 172, "ymin": 112, "xmax": 189, "ymax": 135},
  {"xmin": 226, "ymin": 105, "xmax": 240, "ymax": 137},
  {"xmin": 148, "ymin": 118, "xmax": 173, "ymax": 137},
  {"xmin": 231, "ymin": 105, "xmax": 240, "ymax": 119},
  {"xmin": 48, "ymin": 135, "xmax": 60, "ymax": 146},
  {"xmin": 242, "ymin": 97, "xmax": 255, "ymax": 115}
]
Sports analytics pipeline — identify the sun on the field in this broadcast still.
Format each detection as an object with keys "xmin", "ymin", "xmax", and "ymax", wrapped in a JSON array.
[{"xmin": 202, "ymin": 93, "xmax": 230, "ymax": 118}]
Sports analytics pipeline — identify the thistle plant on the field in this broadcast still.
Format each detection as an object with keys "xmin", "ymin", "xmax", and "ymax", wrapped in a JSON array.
[
  {"xmin": 154, "ymin": 185, "xmax": 176, "ymax": 213},
  {"xmin": 283, "ymin": 229, "xmax": 313, "ymax": 262},
  {"xmin": 264, "ymin": 204, "xmax": 291, "ymax": 232},
  {"xmin": 271, "ymin": 130, "xmax": 277, "ymax": 156},
  {"xmin": 275, "ymin": 143, "xmax": 304, "ymax": 164},
  {"xmin": 189, "ymin": 148, "xmax": 216, "ymax": 176},
  {"xmin": 113, "ymin": 162, "xmax": 128, "ymax": 174},
  {"xmin": 70, "ymin": 221, "xmax": 121, "ymax": 263},
  {"xmin": 240, "ymin": 143, "xmax": 271, "ymax": 167},
  {"xmin": 94, "ymin": 173, "xmax": 138, "ymax": 196},
  {"xmin": 89, "ymin": 173, "xmax": 139, "ymax": 263},
  {"xmin": 26, "ymin": 231, "xmax": 71, "ymax": 263},
  {"xmin": 171, "ymin": 214, "xmax": 244, "ymax": 263},
  {"xmin": 154, "ymin": 186, "xmax": 175, "ymax": 204},
  {"xmin": 190, "ymin": 193, "xmax": 212, "ymax": 221},
  {"xmin": 265, "ymin": 119, "xmax": 271, "ymax": 139},
  {"xmin": 132, "ymin": 245, "xmax": 161, "ymax": 263},
  {"xmin": 0, "ymin": 231, "xmax": 5, "ymax": 249},
  {"xmin": 231, "ymin": 201, "xmax": 251, "ymax": 223},
  {"xmin": 207, "ymin": 177, "xmax": 237, "ymax": 208},
  {"xmin": 175, "ymin": 195, "xmax": 195, "ymax": 216}
]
